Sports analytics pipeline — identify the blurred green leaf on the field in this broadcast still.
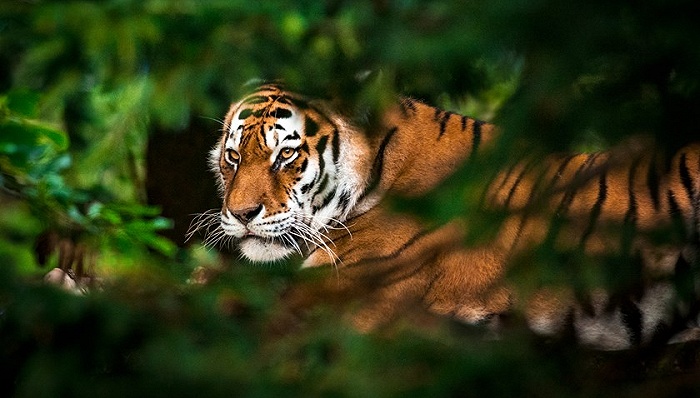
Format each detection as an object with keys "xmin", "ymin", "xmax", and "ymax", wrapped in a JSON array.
[
  {"xmin": 6, "ymin": 89, "xmax": 40, "ymax": 117},
  {"xmin": 30, "ymin": 122, "xmax": 69, "ymax": 150}
]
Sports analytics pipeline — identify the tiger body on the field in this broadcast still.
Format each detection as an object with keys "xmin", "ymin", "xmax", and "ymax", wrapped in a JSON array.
[
  {"xmin": 207, "ymin": 85, "xmax": 700, "ymax": 349},
  {"xmin": 489, "ymin": 145, "xmax": 700, "ymax": 348}
]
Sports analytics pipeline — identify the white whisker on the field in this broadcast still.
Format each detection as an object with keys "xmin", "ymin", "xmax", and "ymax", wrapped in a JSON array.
[
  {"xmin": 288, "ymin": 230, "xmax": 339, "ymax": 269},
  {"xmin": 186, "ymin": 209, "xmax": 220, "ymax": 242},
  {"xmin": 293, "ymin": 221, "xmax": 337, "ymax": 249},
  {"xmin": 203, "ymin": 230, "xmax": 227, "ymax": 251},
  {"xmin": 197, "ymin": 115, "xmax": 228, "ymax": 132},
  {"xmin": 288, "ymin": 222, "xmax": 341, "ymax": 267},
  {"xmin": 187, "ymin": 203, "xmax": 351, "ymax": 272},
  {"xmin": 292, "ymin": 210, "xmax": 353, "ymax": 240},
  {"xmin": 280, "ymin": 234, "xmax": 303, "ymax": 256}
]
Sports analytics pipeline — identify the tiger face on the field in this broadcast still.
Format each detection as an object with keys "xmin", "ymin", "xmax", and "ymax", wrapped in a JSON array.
[{"xmin": 210, "ymin": 86, "xmax": 370, "ymax": 263}]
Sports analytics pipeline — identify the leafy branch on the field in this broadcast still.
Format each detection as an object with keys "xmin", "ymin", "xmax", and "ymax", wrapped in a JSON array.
[{"xmin": 0, "ymin": 89, "xmax": 175, "ymax": 259}]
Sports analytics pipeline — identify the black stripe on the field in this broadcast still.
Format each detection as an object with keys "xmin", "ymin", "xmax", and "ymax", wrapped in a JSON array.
[
  {"xmin": 461, "ymin": 116, "xmax": 467, "ymax": 131},
  {"xmin": 679, "ymin": 152, "xmax": 700, "ymax": 244},
  {"xmin": 274, "ymin": 123, "xmax": 286, "ymax": 131},
  {"xmin": 305, "ymin": 116, "xmax": 319, "ymax": 137},
  {"xmin": 509, "ymin": 163, "xmax": 554, "ymax": 253},
  {"xmin": 291, "ymin": 192, "xmax": 303, "ymax": 207},
  {"xmin": 331, "ymin": 128, "xmax": 340, "ymax": 163},
  {"xmin": 299, "ymin": 158, "xmax": 308, "ymax": 173},
  {"xmin": 524, "ymin": 161, "xmax": 553, "ymax": 209},
  {"xmin": 438, "ymin": 111, "xmax": 452, "ymax": 139},
  {"xmin": 646, "ymin": 156, "xmax": 661, "ymax": 211},
  {"xmin": 471, "ymin": 120, "xmax": 483, "ymax": 159},
  {"xmin": 433, "ymin": 108, "xmax": 442, "ymax": 121},
  {"xmin": 625, "ymin": 158, "xmax": 641, "ymax": 225},
  {"xmin": 319, "ymin": 187, "xmax": 337, "ymax": 209},
  {"xmin": 300, "ymin": 181, "xmax": 314, "ymax": 195},
  {"xmin": 595, "ymin": 172, "xmax": 609, "ymax": 211},
  {"xmin": 579, "ymin": 172, "xmax": 608, "ymax": 247},
  {"xmin": 315, "ymin": 174, "xmax": 329, "ymax": 195},
  {"xmin": 273, "ymin": 108, "xmax": 292, "ymax": 119},
  {"xmin": 620, "ymin": 300, "xmax": 643, "ymax": 347},
  {"xmin": 557, "ymin": 153, "xmax": 599, "ymax": 216},
  {"xmin": 673, "ymin": 255, "xmax": 697, "ymax": 306},
  {"xmin": 679, "ymin": 153, "xmax": 696, "ymax": 202},
  {"xmin": 491, "ymin": 163, "xmax": 520, "ymax": 201},
  {"xmin": 504, "ymin": 162, "xmax": 535, "ymax": 208},
  {"xmin": 346, "ymin": 228, "xmax": 435, "ymax": 268},
  {"xmin": 238, "ymin": 109, "xmax": 253, "ymax": 119},
  {"xmin": 282, "ymin": 130, "xmax": 300, "ymax": 141},
  {"xmin": 242, "ymin": 95, "xmax": 269, "ymax": 105},
  {"xmin": 315, "ymin": 135, "xmax": 328, "ymax": 179},
  {"xmin": 667, "ymin": 190, "xmax": 683, "ymax": 225},
  {"xmin": 361, "ymin": 127, "xmax": 397, "ymax": 199},
  {"xmin": 561, "ymin": 309, "xmax": 578, "ymax": 343},
  {"xmin": 546, "ymin": 155, "xmax": 576, "ymax": 193},
  {"xmin": 621, "ymin": 158, "xmax": 642, "ymax": 251},
  {"xmin": 338, "ymin": 190, "xmax": 352, "ymax": 213}
]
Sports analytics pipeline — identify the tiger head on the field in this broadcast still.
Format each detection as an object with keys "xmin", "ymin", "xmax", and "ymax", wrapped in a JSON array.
[{"xmin": 209, "ymin": 85, "xmax": 371, "ymax": 263}]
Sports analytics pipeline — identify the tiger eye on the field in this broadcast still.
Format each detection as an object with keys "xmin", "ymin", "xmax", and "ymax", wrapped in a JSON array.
[
  {"xmin": 225, "ymin": 149, "xmax": 240, "ymax": 165},
  {"xmin": 279, "ymin": 148, "xmax": 295, "ymax": 159}
]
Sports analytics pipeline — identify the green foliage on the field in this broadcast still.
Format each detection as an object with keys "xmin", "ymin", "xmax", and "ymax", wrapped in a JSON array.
[
  {"xmin": 0, "ymin": 89, "xmax": 68, "ymax": 170},
  {"xmin": 2, "ymin": 0, "xmax": 700, "ymax": 396},
  {"xmin": 0, "ymin": 89, "xmax": 175, "ymax": 264}
]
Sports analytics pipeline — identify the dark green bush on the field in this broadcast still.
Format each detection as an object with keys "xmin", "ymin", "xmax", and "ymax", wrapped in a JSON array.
[{"xmin": 2, "ymin": 0, "xmax": 700, "ymax": 396}]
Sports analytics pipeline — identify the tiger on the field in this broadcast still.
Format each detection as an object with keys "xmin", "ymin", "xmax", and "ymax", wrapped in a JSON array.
[{"xmin": 198, "ymin": 83, "xmax": 700, "ymax": 350}]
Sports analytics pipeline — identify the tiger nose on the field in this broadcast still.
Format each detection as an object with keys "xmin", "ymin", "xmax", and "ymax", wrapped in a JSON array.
[{"xmin": 230, "ymin": 204, "xmax": 263, "ymax": 225}]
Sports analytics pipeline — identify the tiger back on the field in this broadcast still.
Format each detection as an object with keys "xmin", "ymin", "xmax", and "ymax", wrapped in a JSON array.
[{"xmin": 485, "ymin": 142, "xmax": 700, "ymax": 348}]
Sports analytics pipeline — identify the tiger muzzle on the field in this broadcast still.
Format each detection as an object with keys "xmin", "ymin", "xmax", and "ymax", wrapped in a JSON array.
[{"xmin": 230, "ymin": 204, "xmax": 263, "ymax": 225}]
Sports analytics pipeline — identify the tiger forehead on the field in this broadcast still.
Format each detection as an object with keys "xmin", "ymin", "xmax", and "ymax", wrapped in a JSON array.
[
  {"xmin": 230, "ymin": 104, "xmax": 300, "ymax": 135},
  {"xmin": 225, "ymin": 96, "xmax": 306, "ymax": 155},
  {"xmin": 230, "ymin": 92, "xmax": 300, "ymax": 128},
  {"xmin": 235, "ymin": 90, "xmax": 301, "ymax": 118},
  {"xmin": 235, "ymin": 104, "xmax": 294, "ymax": 121}
]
